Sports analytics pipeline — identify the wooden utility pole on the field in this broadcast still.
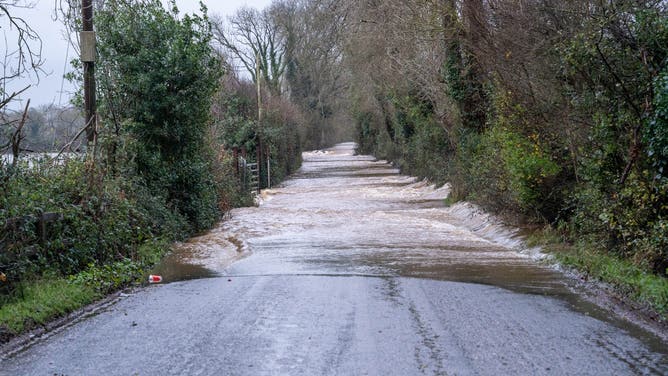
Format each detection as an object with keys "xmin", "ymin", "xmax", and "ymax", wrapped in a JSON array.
[{"xmin": 81, "ymin": 0, "xmax": 96, "ymax": 144}]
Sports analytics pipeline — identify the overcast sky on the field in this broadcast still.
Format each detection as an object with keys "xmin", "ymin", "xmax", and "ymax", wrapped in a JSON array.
[{"xmin": 2, "ymin": 0, "xmax": 273, "ymax": 110}]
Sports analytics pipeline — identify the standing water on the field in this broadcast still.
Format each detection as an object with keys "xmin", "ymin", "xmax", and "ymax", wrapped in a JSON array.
[
  {"xmin": 160, "ymin": 143, "xmax": 563, "ymax": 291},
  {"xmin": 156, "ymin": 142, "xmax": 666, "ymax": 351}
]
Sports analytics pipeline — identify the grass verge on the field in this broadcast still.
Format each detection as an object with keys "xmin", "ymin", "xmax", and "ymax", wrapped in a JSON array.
[
  {"xmin": 0, "ymin": 278, "xmax": 98, "ymax": 337},
  {"xmin": 528, "ymin": 228, "xmax": 668, "ymax": 318},
  {"xmin": 0, "ymin": 260, "xmax": 147, "ymax": 342}
]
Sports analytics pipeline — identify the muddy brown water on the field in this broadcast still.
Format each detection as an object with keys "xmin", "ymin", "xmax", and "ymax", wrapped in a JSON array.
[{"xmin": 154, "ymin": 142, "xmax": 667, "ymax": 354}]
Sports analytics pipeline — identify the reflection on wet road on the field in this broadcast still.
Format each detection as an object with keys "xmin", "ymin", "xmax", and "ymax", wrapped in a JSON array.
[{"xmin": 2, "ymin": 142, "xmax": 666, "ymax": 375}]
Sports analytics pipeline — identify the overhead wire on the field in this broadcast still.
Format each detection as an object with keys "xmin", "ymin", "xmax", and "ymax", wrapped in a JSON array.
[{"xmin": 58, "ymin": 40, "xmax": 70, "ymax": 106}]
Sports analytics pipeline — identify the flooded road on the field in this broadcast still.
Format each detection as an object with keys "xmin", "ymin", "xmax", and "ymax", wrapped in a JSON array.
[
  {"xmin": 165, "ymin": 143, "xmax": 561, "ymax": 293},
  {"xmin": 1, "ymin": 143, "xmax": 666, "ymax": 375}
]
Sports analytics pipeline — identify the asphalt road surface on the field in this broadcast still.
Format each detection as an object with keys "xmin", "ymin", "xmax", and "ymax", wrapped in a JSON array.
[{"xmin": 1, "ymin": 143, "xmax": 666, "ymax": 375}]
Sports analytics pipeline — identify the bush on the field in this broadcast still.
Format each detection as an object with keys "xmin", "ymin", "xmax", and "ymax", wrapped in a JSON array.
[
  {"xmin": 646, "ymin": 69, "xmax": 668, "ymax": 182},
  {"xmin": 96, "ymin": 0, "xmax": 223, "ymax": 232},
  {"xmin": 0, "ymin": 160, "xmax": 180, "ymax": 304},
  {"xmin": 212, "ymin": 77, "xmax": 304, "ymax": 190},
  {"xmin": 69, "ymin": 260, "xmax": 143, "ymax": 295}
]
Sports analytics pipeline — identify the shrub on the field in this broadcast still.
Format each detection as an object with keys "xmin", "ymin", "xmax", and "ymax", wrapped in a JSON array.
[
  {"xmin": 0, "ymin": 160, "xmax": 181, "ymax": 303},
  {"xmin": 96, "ymin": 0, "xmax": 223, "ymax": 232}
]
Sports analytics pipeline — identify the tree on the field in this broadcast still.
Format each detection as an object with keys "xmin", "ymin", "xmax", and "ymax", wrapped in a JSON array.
[
  {"xmin": 0, "ymin": 1, "xmax": 42, "ymax": 91},
  {"xmin": 0, "ymin": 0, "xmax": 43, "ymax": 159},
  {"xmin": 274, "ymin": 0, "xmax": 350, "ymax": 147},
  {"xmin": 94, "ymin": 0, "xmax": 223, "ymax": 231},
  {"xmin": 213, "ymin": 6, "xmax": 286, "ymax": 96}
]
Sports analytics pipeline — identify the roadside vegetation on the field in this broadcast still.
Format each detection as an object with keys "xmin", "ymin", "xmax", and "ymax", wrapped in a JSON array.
[
  {"xmin": 0, "ymin": 0, "xmax": 308, "ymax": 342},
  {"xmin": 343, "ymin": 1, "xmax": 668, "ymax": 317},
  {"xmin": 527, "ymin": 229, "xmax": 668, "ymax": 315},
  {"xmin": 2, "ymin": 0, "xmax": 667, "ymax": 342}
]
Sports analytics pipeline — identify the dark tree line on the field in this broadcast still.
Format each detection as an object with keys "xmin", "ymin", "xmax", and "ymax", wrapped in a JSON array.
[
  {"xmin": 214, "ymin": 0, "xmax": 668, "ymax": 278},
  {"xmin": 341, "ymin": 0, "xmax": 668, "ymax": 276},
  {"xmin": 0, "ymin": 105, "xmax": 83, "ymax": 153}
]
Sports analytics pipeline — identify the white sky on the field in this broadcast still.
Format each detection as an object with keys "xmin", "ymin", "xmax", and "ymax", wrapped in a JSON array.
[{"xmin": 2, "ymin": 0, "xmax": 273, "ymax": 110}]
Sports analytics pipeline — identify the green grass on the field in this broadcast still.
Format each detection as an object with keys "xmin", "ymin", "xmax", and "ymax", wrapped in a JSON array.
[
  {"xmin": 528, "ymin": 226, "xmax": 668, "ymax": 316},
  {"xmin": 0, "ymin": 278, "xmax": 99, "ymax": 334},
  {"xmin": 0, "ymin": 259, "xmax": 147, "ymax": 338},
  {"xmin": 557, "ymin": 246, "xmax": 668, "ymax": 315}
]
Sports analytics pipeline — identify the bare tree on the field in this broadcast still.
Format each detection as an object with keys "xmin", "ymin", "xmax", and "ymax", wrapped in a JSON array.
[
  {"xmin": 273, "ymin": 0, "xmax": 351, "ymax": 147},
  {"xmin": 213, "ymin": 6, "xmax": 287, "ymax": 96},
  {"xmin": 0, "ymin": 1, "xmax": 44, "ymax": 158},
  {"xmin": 0, "ymin": 1, "xmax": 43, "ymax": 86},
  {"xmin": 343, "ymin": 0, "xmax": 458, "ymax": 132}
]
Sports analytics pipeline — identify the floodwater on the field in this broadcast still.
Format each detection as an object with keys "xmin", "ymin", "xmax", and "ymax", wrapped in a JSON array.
[
  {"xmin": 155, "ymin": 142, "xmax": 667, "ymax": 352},
  {"xmin": 1, "ymin": 153, "xmax": 80, "ymax": 168},
  {"xmin": 159, "ymin": 142, "xmax": 551, "ymax": 287}
]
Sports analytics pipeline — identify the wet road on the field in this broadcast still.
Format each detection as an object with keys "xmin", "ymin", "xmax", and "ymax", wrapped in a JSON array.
[{"xmin": 1, "ymin": 143, "xmax": 666, "ymax": 375}]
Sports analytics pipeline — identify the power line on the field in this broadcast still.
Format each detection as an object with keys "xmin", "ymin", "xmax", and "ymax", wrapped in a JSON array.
[{"xmin": 58, "ymin": 40, "xmax": 70, "ymax": 106}]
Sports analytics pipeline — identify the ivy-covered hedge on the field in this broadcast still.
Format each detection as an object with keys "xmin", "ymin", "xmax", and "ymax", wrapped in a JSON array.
[{"xmin": 0, "ymin": 160, "xmax": 182, "ymax": 304}]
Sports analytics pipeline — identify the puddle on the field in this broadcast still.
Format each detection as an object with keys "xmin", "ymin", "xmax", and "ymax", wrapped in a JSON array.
[
  {"xmin": 150, "ymin": 252, "xmax": 219, "ymax": 282},
  {"xmin": 150, "ymin": 232, "xmax": 244, "ymax": 283}
]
